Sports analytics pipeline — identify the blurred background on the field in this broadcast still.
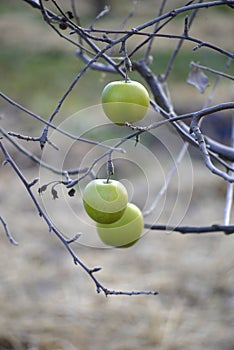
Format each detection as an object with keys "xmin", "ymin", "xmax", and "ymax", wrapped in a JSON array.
[{"xmin": 0, "ymin": 1, "xmax": 234, "ymax": 349}]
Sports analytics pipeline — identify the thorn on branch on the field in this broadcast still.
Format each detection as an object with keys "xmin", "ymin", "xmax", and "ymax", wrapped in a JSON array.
[
  {"xmin": 29, "ymin": 177, "xmax": 39, "ymax": 188},
  {"xmin": 73, "ymin": 257, "xmax": 79, "ymax": 265},
  {"xmin": 96, "ymin": 286, "xmax": 101, "ymax": 294},
  {"xmin": 90, "ymin": 266, "xmax": 103, "ymax": 273},
  {"xmin": 193, "ymin": 42, "xmax": 204, "ymax": 51},
  {"xmin": 66, "ymin": 232, "xmax": 82, "ymax": 244},
  {"xmin": 2, "ymin": 160, "xmax": 8, "ymax": 166}
]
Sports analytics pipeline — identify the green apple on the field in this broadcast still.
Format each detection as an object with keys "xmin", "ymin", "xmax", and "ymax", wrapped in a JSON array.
[
  {"xmin": 96, "ymin": 203, "xmax": 144, "ymax": 248},
  {"xmin": 83, "ymin": 179, "xmax": 128, "ymax": 224},
  {"xmin": 101, "ymin": 80, "xmax": 150, "ymax": 125}
]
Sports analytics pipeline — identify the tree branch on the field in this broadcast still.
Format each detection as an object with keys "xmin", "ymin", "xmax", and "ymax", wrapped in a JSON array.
[
  {"xmin": 145, "ymin": 223, "xmax": 234, "ymax": 235},
  {"xmin": 0, "ymin": 92, "xmax": 125, "ymax": 154}
]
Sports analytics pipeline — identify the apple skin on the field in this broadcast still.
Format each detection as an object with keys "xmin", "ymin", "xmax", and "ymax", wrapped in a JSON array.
[
  {"xmin": 83, "ymin": 179, "xmax": 128, "ymax": 224},
  {"xmin": 96, "ymin": 203, "xmax": 144, "ymax": 248},
  {"xmin": 101, "ymin": 80, "xmax": 150, "ymax": 125}
]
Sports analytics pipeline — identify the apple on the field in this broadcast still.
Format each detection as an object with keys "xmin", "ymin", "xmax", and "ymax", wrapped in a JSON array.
[
  {"xmin": 83, "ymin": 179, "xmax": 128, "ymax": 224},
  {"xmin": 101, "ymin": 80, "xmax": 150, "ymax": 125},
  {"xmin": 96, "ymin": 203, "xmax": 144, "ymax": 248}
]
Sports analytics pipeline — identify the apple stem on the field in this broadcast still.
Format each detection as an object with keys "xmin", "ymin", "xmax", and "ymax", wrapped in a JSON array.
[
  {"xmin": 106, "ymin": 159, "xmax": 114, "ymax": 183},
  {"xmin": 122, "ymin": 46, "xmax": 132, "ymax": 83}
]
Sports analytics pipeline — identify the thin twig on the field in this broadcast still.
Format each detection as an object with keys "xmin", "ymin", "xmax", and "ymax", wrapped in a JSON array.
[
  {"xmin": 0, "ymin": 127, "xmax": 90, "ymax": 176},
  {"xmin": 89, "ymin": 5, "xmax": 110, "ymax": 30},
  {"xmin": 0, "ymin": 92, "xmax": 125, "ymax": 153},
  {"xmin": 190, "ymin": 61, "xmax": 234, "ymax": 82},
  {"xmin": 0, "ymin": 216, "xmax": 18, "ymax": 245},
  {"xmin": 144, "ymin": 0, "xmax": 167, "ymax": 63},
  {"xmin": 163, "ymin": 0, "xmax": 203, "ymax": 81}
]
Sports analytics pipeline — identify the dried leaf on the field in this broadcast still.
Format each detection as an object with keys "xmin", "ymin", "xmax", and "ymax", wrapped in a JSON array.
[
  {"xmin": 51, "ymin": 187, "xmax": 58, "ymax": 200},
  {"xmin": 68, "ymin": 188, "xmax": 76, "ymax": 197},
  {"xmin": 38, "ymin": 184, "xmax": 48, "ymax": 194},
  {"xmin": 187, "ymin": 66, "xmax": 209, "ymax": 94}
]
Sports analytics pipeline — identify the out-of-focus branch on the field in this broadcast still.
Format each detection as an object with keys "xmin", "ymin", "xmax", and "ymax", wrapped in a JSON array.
[
  {"xmin": 143, "ymin": 142, "xmax": 189, "ymax": 217},
  {"xmin": 162, "ymin": 0, "xmax": 204, "ymax": 81},
  {"xmin": 223, "ymin": 113, "xmax": 234, "ymax": 224}
]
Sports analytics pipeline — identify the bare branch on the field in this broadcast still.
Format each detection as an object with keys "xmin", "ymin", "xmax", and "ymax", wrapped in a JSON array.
[{"xmin": 145, "ymin": 223, "xmax": 234, "ymax": 235}]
